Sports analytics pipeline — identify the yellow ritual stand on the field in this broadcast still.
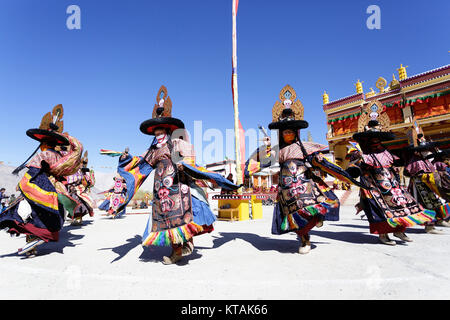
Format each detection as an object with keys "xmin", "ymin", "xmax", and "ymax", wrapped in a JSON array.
[
  {"xmin": 213, "ymin": 194, "xmax": 267, "ymax": 221},
  {"xmin": 214, "ymin": 195, "xmax": 250, "ymax": 221},
  {"xmin": 250, "ymin": 195, "xmax": 265, "ymax": 220}
]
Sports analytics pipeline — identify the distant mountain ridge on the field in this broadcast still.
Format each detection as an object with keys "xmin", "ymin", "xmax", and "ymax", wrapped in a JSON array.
[{"xmin": 0, "ymin": 164, "xmax": 24, "ymax": 197}]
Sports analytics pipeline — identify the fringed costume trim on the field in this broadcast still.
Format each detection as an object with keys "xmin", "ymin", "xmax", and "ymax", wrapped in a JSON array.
[
  {"xmin": 436, "ymin": 203, "xmax": 450, "ymax": 220},
  {"xmin": 280, "ymin": 199, "xmax": 338, "ymax": 232},
  {"xmin": 142, "ymin": 222, "xmax": 204, "ymax": 247},
  {"xmin": 386, "ymin": 209, "xmax": 436, "ymax": 228}
]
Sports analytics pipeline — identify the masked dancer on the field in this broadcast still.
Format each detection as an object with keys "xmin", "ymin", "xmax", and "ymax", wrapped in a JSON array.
[
  {"xmin": 63, "ymin": 151, "xmax": 96, "ymax": 225},
  {"xmin": 0, "ymin": 105, "xmax": 83, "ymax": 256},
  {"xmin": 348, "ymin": 102, "xmax": 437, "ymax": 245},
  {"xmin": 403, "ymin": 120, "xmax": 449, "ymax": 233},
  {"xmin": 245, "ymin": 85, "xmax": 367, "ymax": 254},
  {"xmin": 102, "ymin": 86, "xmax": 240, "ymax": 264}
]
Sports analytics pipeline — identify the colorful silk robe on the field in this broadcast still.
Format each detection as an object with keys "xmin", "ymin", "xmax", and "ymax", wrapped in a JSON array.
[
  {"xmin": 98, "ymin": 176, "xmax": 128, "ymax": 217},
  {"xmin": 405, "ymin": 155, "xmax": 450, "ymax": 221},
  {"xmin": 245, "ymin": 142, "xmax": 365, "ymax": 234},
  {"xmin": 113, "ymin": 138, "xmax": 239, "ymax": 247},
  {"xmin": 434, "ymin": 161, "xmax": 450, "ymax": 202},
  {"xmin": 0, "ymin": 135, "xmax": 83, "ymax": 241},
  {"xmin": 353, "ymin": 149, "xmax": 437, "ymax": 234},
  {"xmin": 64, "ymin": 168, "xmax": 95, "ymax": 219}
]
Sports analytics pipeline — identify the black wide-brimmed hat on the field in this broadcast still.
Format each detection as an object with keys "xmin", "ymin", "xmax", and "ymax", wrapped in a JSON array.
[
  {"xmin": 26, "ymin": 104, "xmax": 69, "ymax": 146},
  {"xmin": 268, "ymin": 118, "xmax": 309, "ymax": 130},
  {"xmin": 140, "ymin": 117, "xmax": 185, "ymax": 136},
  {"xmin": 435, "ymin": 138, "xmax": 450, "ymax": 149},
  {"xmin": 26, "ymin": 128, "xmax": 69, "ymax": 146},
  {"xmin": 403, "ymin": 117, "xmax": 440, "ymax": 152},
  {"xmin": 405, "ymin": 122, "xmax": 439, "ymax": 152},
  {"xmin": 352, "ymin": 120, "xmax": 395, "ymax": 142},
  {"xmin": 139, "ymin": 85, "xmax": 185, "ymax": 136},
  {"xmin": 427, "ymin": 148, "xmax": 450, "ymax": 160},
  {"xmin": 12, "ymin": 104, "xmax": 69, "ymax": 176},
  {"xmin": 353, "ymin": 130, "xmax": 396, "ymax": 142},
  {"xmin": 407, "ymin": 140, "xmax": 439, "ymax": 152}
]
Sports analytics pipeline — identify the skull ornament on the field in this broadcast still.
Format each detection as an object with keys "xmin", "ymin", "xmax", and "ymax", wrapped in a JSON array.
[{"xmin": 390, "ymin": 187, "xmax": 408, "ymax": 206}]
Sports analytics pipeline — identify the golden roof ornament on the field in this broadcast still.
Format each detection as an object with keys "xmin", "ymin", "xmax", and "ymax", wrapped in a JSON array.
[
  {"xmin": 365, "ymin": 88, "xmax": 376, "ymax": 98},
  {"xmin": 323, "ymin": 91, "xmax": 329, "ymax": 105},
  {"xmin": 397, "ymin": 64, "xmax": 408, "ymax": 80},
  {"xmin": 355, "ymin": 80, "xmax": 364, "ymax": 94},
  {"xmin": 389, "ymin": 74, "xmax": 400, "ymax": 90},
  {"xmin": 375, "ymin": 77, "xmax": 387, "ymax": 93}
]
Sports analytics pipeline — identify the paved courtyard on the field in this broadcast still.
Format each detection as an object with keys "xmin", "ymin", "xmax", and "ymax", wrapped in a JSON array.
[{"xmin": 0, "ymin": 204, "xmax": 449, "ymax": 300}]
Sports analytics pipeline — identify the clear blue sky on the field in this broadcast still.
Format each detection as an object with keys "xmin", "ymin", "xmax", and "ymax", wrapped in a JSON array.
[{"xmin": 0, "ymin": 0, "xmax": 449, "ymax": 171}]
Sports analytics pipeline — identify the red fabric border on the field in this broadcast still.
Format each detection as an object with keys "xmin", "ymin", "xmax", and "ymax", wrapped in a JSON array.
[
  {"xmin": 6, "ymin": 221, "xmax": 59, "ymax": 242},
  {"xmin": 294, "ymin": 216, "xmax": 320, "ymax": 236},
  {"xmin": 369, "ymin": 221, "xmax": 406, "ymax": 235}
]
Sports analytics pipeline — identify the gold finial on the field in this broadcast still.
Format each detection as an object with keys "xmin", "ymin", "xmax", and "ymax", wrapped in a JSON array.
[
  {"xmin": 375, "ymin": 77, "xmax": 387, "ymax": 93},
  {"xmin": 397, "ymin": 64, "xmax": 408, "ymax": 80},
  {"xmin": 355, "ymin": 80, "xmax": 363, "ymax": 94},
  {"xmin": 389, "ymin": 73, "xmax": 400, "ymax": 90},
  {"xmin": 323, "ymin": 91, "xmax": 329, "ymax": 104},
  {"xmin": 366, "ymin": 88, "xmax": 376, "ymax": 98}
]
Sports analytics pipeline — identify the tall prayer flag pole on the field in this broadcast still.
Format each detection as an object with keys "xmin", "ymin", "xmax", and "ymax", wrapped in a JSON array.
[{"xmin": 232, "ymin": 0, "xmax": 244, "ymax": 192}]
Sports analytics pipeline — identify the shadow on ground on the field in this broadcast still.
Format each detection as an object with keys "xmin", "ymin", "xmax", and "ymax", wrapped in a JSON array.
[
  {"xmin": 310, "ymin": 229, "xmax": 379, "ymax": 244},
  {"xmin": 64, "ymin": 220, "xmax": 94, "ymax": 230},
  {"xmin": 405, "ymin": 226, "xmax": 431, "ymax": 234},
  {"xmin": 405, "ymin": 226, "xmax": 450, "ymax": 234},
  {"xmin": 98, "ymin": 215, "xmax": 127, "ymax": 221},
  {"xmin": 139, "ymin": 243, "xmax": 203, "ymax": 265},
  {"xmin": 98, "ymin": 234, "xmax": 142, "ymax": 263},
  {"xmin": 196, "ymin": 232, "xmax": 329, "ymax": 253},
  {"xmin": 37, "ymin": 222, "xmax": 92, "ymax": 256},
  {"xmin": 97, "ymin": 234, "xmax": 204, "ymax": 265},
  {"xmin": 329, "ymin": 223, "xmax": 369, "ymax": 230},
  {"xmin": 0, "ymin": 224, "xmax": 89, "ymax": 259}
]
